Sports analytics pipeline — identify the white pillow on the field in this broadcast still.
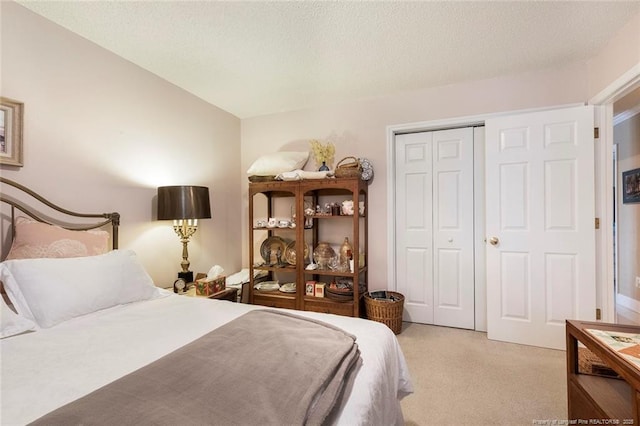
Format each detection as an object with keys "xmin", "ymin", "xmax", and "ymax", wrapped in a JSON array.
[
  {"xmin": 0, "ymin": 250, "xmax": 161, "ymax": 328},
  {"xmin": 1, "ymin": 296, "xmax": 36, "ymax": 338},
  {"xmin": 246, "ymin": 151, "xmax": 309, "ymax": 176}
]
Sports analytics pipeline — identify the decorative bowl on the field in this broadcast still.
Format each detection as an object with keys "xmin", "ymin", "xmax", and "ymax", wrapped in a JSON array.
[{"xmin": 313, "ymin": 242, "xmax": 336, "ymax": 269}]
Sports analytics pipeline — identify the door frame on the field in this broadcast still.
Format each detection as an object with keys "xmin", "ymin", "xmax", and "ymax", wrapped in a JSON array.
[
  {"xmin": 590, "ymin": 62, "xmax": 640, "ymax": 322},
  {"xmin": 387, "ymin": 103, "xmax": 585, "ymax": 332}
]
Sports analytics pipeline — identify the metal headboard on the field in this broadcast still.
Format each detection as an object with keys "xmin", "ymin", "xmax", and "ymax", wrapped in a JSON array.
[{"xmin": 0, "ymin": 177, "xmax": 120, "ymax": 249}]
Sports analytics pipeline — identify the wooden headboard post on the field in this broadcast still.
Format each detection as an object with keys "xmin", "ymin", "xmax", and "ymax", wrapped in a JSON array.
[{"xmin": 0, "ymin": 177, "xmax": 120, "ymax": 249}]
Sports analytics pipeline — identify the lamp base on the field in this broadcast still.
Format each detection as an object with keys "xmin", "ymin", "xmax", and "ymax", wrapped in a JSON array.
[{"xmin": 178, "ymin": 271, "xmax": 194, "ymax": 284}]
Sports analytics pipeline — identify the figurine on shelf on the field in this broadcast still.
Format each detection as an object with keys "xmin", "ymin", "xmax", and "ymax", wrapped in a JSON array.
[
  {"xmin": 275, "ymin": 247, "xmax": 285, "ymax": 267},
  {"xmin": 341, "ymin": 200, "xmax": 354, "ymax": 215},
  {"xmin": 304, "ymin": 207, "xmax": 315, "ymax": 228}
]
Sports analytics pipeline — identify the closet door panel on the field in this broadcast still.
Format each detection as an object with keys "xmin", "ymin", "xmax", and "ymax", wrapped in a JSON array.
[
  {"xmin": 432, "ymin": 128, "xmax": 475, "ymax": 329},
  {"xmin": 395, "ymin": 132, "xmax": 434, "ymax": 324}
]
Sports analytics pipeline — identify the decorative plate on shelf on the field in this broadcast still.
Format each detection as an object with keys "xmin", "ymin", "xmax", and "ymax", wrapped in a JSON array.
[
  {"xmin": 254, "ymin": 280, "xmax": 280, "ymax": 291},
  {"xmin": 284, "ymin": 240, "xmax": 310, "ymax": 265},
  {"xmin": 359, "ymin": 157, "xmax": 374, "ymax": 181},
  {"xmin": 279, "ymin": 282, "xmax": 296, "ymax": 293},
  {"xmin": 260, "ymin": 236, "xmax": 287, "ymax": 266}
]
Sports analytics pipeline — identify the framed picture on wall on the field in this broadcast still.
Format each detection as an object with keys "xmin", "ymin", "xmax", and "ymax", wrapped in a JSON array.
[
  {"xmin": 622, "ymin": 167, "xmax": 640, "ymax": 204},
  {"xmin": 0, "ymin": 97, "xmax": 24, "ymax": 167}
]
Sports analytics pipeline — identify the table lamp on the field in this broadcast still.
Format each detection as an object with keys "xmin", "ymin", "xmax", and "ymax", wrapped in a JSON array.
[{"xmin": 157, "ymin": 185, "xmax": 211, "ymax": 283}]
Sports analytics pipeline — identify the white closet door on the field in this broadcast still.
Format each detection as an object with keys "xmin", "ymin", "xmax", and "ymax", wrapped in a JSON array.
[
  {"xmin": 395, "ymin": 128, "xmax": 475, "ymax": 329},
  {"xmin": 395, "ymin": 132, "xmax": 434, "ymax": 324},
  {"xmin": 485, "ymin": 105, "xmax": 595, "ymax": 350},
  {"xmin": 432, "ymin": 128, "xmax": 475, "ymax": 329}
]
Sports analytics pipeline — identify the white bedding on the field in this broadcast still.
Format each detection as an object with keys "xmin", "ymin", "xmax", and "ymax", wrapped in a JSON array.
[{"xmin": 0, "ymin": 291, "xmax": 413, "ymax": 425}]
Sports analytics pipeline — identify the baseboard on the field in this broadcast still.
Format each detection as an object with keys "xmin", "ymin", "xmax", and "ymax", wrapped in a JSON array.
[
  {"xmin": 617, "ymin": 293, "xmax": 640, "ymax": 312},
  {"xmin": 616, "ymin": 293, "xmax": 640, "ymax": 325}
]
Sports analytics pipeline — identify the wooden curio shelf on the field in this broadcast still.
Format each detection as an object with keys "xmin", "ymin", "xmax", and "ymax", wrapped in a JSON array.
[{"xmin": 248, "ymin": 177, "xmax": 368, "ymax": 317}]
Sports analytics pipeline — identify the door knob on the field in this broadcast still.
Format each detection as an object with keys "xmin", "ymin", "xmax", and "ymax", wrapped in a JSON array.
[{"xmin": 489, "ymin": 237, "xmax": 499, "ymax": 246}]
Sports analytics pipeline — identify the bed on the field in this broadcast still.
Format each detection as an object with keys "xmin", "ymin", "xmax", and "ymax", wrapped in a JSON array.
[{"xmin": 0, "ymin": 177, "xmax": 413, "ymax": 425}]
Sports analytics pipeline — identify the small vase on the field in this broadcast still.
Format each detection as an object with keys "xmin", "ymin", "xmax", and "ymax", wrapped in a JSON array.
[
  {"xmin": 319, "ymin": 161, "xmax": 330, "ymax": 171},
  {"xmin": 339, "ymin": 237, "xmax": 353, "ymax": 270}
]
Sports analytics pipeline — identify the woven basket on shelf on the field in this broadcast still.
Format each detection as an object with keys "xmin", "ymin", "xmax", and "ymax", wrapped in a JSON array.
[
  {"xmin": 334, "ymin": 157, "xmax": 362, "ymax": 178},
  {"xmin": 364, "ymin": 291, "xmax": 404, "ymax": 334}
]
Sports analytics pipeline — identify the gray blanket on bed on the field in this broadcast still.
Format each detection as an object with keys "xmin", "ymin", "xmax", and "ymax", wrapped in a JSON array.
[{"xmin": 29, "ymin": 309, "xmax": 361, "ymax": 426}]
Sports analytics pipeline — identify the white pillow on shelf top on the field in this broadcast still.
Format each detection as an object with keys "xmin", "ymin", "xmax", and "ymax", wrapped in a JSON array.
[{"xmin": 246, "ymin": 151, "xmax": 309, "ymax": 176}]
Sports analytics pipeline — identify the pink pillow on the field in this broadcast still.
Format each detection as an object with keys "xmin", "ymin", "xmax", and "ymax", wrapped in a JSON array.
[{"xmin": 6, "ymin": 217, "xmax": 110, "ymax": 260}]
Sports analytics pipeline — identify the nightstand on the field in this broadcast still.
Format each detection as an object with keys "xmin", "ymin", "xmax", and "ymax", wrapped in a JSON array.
[
  {"xmin": 183, "ymin": 286, "xmax": 238, "ymax": 302},
  {"xmin": 207, "ymin": 288, "xmax": 238, "ymax": 302}
]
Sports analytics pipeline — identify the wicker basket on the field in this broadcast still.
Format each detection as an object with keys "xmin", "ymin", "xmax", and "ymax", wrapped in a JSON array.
[
  {"xmin": 334, "ymin": 157, "xmax": 362, "ymax": 178},
  {"xmin": 364, "ymin": 291, "xmax": 404, "ymax": 334}
]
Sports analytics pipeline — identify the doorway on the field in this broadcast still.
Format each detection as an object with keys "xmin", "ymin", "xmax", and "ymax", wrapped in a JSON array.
[
  {"xmin": 611, "ymin": 86, "xmax": 640, "ymax": 325},
  {"xmin": 590, "ymin": 66, "xmax": 640, "ymax": 324}
]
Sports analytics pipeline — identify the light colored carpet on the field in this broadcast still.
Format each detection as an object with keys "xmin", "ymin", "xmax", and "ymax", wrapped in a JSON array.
[{"xmin": 396, "ymin": 322, "xmax": 567, "ymax": 426}]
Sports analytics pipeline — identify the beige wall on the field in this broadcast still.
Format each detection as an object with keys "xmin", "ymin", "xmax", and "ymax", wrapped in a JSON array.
[
  {"xmin": 615, "ymin": 113, "xmax": 640, "ymax": 301},
  {"xmin": 241, "ymin": 63, "xmax": 590, "ymax": 290},
  {"xmin": 0, "ymin": 3, "xmax": 243, "ymax": 286},
  {"xmin": 588, "ymin": 11, "xmax": 640, "ymax": 99}
]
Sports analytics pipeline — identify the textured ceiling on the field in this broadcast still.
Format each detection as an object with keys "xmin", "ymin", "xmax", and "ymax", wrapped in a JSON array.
[{"xmin": 17, "ymin": 1, "xmax": 640, "ymax": 119}]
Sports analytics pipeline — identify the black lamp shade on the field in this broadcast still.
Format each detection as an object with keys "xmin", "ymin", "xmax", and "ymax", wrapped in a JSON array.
[{"xmin": 157, "ymin": 186, "xmax": 212, "ymax": 220}]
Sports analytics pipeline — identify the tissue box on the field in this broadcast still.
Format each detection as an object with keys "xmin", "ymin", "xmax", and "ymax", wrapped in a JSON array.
[{"xmin": 195, "ymin": 276, "xmax": 226, "ymax": 296}]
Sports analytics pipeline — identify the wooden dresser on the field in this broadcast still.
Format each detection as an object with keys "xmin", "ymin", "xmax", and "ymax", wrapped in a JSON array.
[{"xmin": 566, "ymin": 320, "xmax": 640, "ymax": 424}]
